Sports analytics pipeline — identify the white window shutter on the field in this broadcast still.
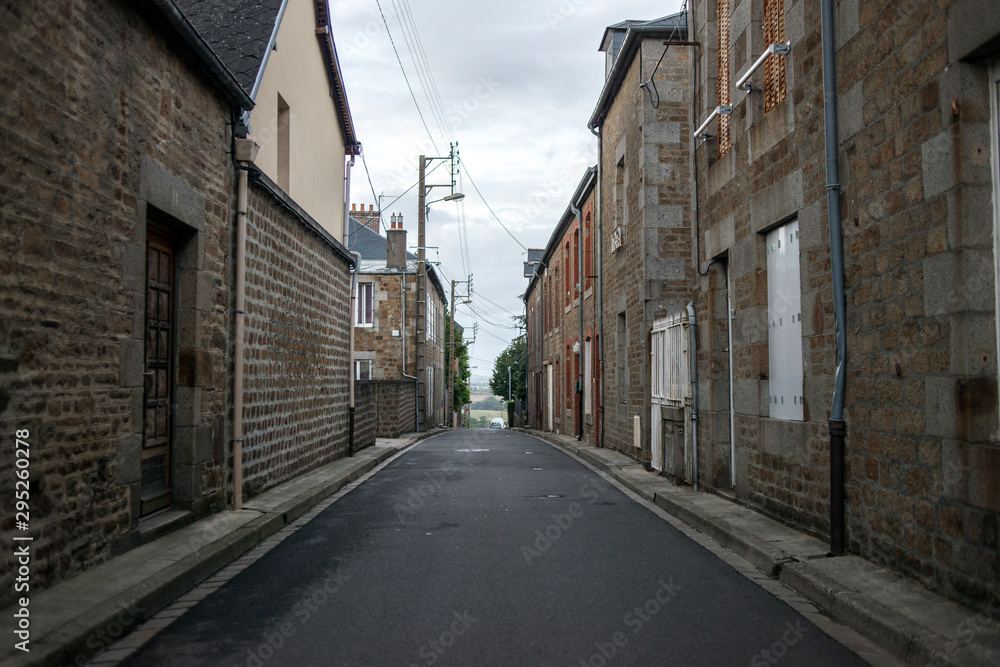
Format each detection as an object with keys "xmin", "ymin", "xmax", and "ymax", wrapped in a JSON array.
[{"xmin": 767, "ymin": 220, "xmax": 804, "ymax": 421}]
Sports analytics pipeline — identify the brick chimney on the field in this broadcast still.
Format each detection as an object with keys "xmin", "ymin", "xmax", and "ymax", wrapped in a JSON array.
[
  {"xmin": 351, "ymin": 203, "xmax": 381, "ymax": 234},
  {"xmin": 386, "ymin": 213, "xmax": 407, "ymax": 270}
]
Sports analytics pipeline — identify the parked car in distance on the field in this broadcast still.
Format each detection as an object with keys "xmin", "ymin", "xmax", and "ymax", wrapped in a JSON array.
[{"xmin": 490, "ymin": 418, "xmax": 505, "ymax": 429}]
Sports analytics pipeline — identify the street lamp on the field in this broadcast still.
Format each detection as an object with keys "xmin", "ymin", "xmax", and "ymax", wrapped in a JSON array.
[
  {"xmin": 508, "ymin": 365, "xmax": 512, "ymax": 401},
  {"xmin": 416, "ymin": 143, "xmax": 461, "ymax": 432}
]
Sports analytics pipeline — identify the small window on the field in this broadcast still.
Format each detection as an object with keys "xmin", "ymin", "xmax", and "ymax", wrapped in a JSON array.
[
  {"xmin": 356, "ymin": 282, "xmax": 373, "ymax": 326},
  {"xmin": 766, "ymin": 220, "xmax": 803, "ymax": 420},
  {"xmin": 355, "ymin": 359, "xmax": 371, "ymax": 380}
]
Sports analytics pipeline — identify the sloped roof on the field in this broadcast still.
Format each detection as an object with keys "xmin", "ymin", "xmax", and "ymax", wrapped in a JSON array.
[
  {"xmin": 347, "ymin": 217, "xmax": 417, "ymax": 263},
  {"xmin": 599, "ymin": 13, "xmax": 688, "ymax": 50},
  {"xmin": 173, "ymin": 0, "xmax": 282, "ymax": 94},
  {"xmin": 589, "ymin": 11, "xmax": 688, "ymax": 129},
  {"xmin": 346, "ymin": 217, "xmax": 445, "ymax": 301},
  {"xmin": 167, "ymin": 0, "xmax": 359, "ymax": 152},
  {"xmin": 524, "ymin": 166, "xmax": 597, "ymax": 300}
]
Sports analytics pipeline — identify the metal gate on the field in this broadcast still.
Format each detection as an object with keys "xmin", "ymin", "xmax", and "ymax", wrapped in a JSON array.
[{"xmin": 651, "ymin": 313, "xmax": 689, "ymax": 475}]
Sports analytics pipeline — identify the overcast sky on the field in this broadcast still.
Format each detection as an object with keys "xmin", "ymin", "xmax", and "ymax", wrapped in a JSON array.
[{"xmin": 330, "ymin": 0, "xmax": 684, "ymax": 380}]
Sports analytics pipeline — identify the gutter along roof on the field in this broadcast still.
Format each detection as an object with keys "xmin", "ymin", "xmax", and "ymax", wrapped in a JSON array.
[
  {"xmin": 588, "ymin": 12, "xmax": 688, "ymax": 129},
  {"xmin": 167, "ymin": 0, "xmax": 359, "ymax": 154},
  {"xmin": 347, "ymin": 218, "xmax": 446, "ymax": 301},
  {"xmin": 524, "ymin": 166, "xmax": 597, "ymax": 300}
]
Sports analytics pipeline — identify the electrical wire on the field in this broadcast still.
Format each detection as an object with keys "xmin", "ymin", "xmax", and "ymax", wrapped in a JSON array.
[
  {"xmin": 473, "ymin": 291, "xmax": 520, "ymax": 318},
  {"xmin": 459, "ymin": 162, "xmax": 528, "ymax": 251},
  {"xmin": 640, "ymin": 1, "xmax": 688, "ymax": 109},
  {"xmin": 374, "ymin": 0, "xmax": 440, "ymax": 154},
  {"xmin": 359, "ymin": 147, "xmax": 383, "ymax": 233}
]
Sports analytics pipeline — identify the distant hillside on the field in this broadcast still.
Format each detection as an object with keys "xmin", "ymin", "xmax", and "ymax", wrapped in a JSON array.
[{"xmin": 470, "ymin": 395, "xmax": 504, "ymax": 410}]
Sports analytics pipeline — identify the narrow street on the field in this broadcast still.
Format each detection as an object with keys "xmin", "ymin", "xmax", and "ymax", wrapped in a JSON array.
[{"xmin": 120, "ymin": 430, "xmax": 872, "ymax": 667}]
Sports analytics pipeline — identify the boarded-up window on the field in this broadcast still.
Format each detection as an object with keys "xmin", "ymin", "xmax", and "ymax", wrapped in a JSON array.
[
  {"xmin": 766, "ymin": 220, "xmax": 803, "ymax": 421},
  {"xmin": 717, "ymin": 0, "xmax": 732, "ymax": 156},
  {"xmin": 763, "ymin": 0, "xmax": 787, "ymax": 112}
]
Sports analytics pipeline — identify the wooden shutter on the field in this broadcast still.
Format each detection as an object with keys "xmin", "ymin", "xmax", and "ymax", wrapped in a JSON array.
[
  {"xmin": 763, "ymin": 0, "xmax": 787, "ymax": 112},
  {"xmin": 717, "ymin": 0, "xmax": 732, "ymax": 156}
]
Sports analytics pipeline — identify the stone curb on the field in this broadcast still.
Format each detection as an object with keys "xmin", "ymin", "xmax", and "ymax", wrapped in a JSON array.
[
  {"xmin": 779, "ymin": 561, "xmax": 928, "ymax": 662},
  {"xmin": 6, "ymin": 433, "xmax": 433, "ymax": 667}
]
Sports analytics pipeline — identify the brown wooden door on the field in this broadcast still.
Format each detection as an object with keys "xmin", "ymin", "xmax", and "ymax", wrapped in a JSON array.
[{"xmin": 141, "ymin": 230, "xmax": 174, "ymax": 516}]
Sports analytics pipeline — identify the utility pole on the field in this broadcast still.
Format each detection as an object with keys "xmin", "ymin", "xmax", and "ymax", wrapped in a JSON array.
[
  {"xmin": 448, "ymin": 279, "xmax": 456, "ymax": 428},
  {"xmin": 416, "ymin": 156, "xmax": 427, "ymax": 432},
  {"xmin": 415, "ymin": 144, "xmax": 462, "ymax": 432},
  {"xmin": 447, "ymin": 276, "xmax": 471, "ymax": 429}
]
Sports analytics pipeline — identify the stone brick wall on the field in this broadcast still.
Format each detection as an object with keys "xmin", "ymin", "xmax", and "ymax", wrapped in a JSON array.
[
  {"xmin": 0, "ymin": 0, "xmax": 233, "ymax": 604},
  {"xmin": 242, "ymin": 175, "xmax": 353, "ymax": 498},
  {"xmin": 598, "ymin": 38, "xmax": 693, "ymax": 462},
  {"xmin": 836, "ymin": 0, "xmax": 1000, "ymax": 610},
  {"xmin": 690, "ymin": 0, "xmax": 1000, "ymax": 611},
  {"xmin": 354, "ymin": 272, "xmax": 409, "ymax": 379},
  {"xmin": 367, "ymin": 379, "xmax": 417, "ymax": 437},
  {"xmin": 353, "ymin": 381, "xmax": 377, "ymax": 453},
  {"xmin": 690, "ymin": 0, "xmax": 838, "ymax": 538}
]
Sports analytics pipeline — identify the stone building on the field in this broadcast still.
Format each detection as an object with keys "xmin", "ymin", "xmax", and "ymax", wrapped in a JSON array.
[
  {"xmin": 348, "ymin": 213, "xmax": 447, "ymax": 431},
  {"xmin": 587, "ymin": 13, "xmax": 695, "ymax": 466},
  {"xmin": 524, "ymin": 168, "xmax": 598, "ymax": 444},
  {"xmin": 0, "ymin": 0, "xmax": 363, "ymax": 605},
  {"xmin": 686, "ymin": 0, "xmax": 1000, "ymax": 611}
]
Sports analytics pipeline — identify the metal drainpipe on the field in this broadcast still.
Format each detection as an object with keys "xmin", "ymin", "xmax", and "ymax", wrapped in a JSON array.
[
  {"xmin": 821, "ymin": 0, "xmax": 848, "ymax": 556},
  {"xmin": 590, "ymin": 124, "xmax": 603, "ymax": 448},
  {"xmin": 687, "ymin": 301, "xmax": 699, "ymax": 491},
  {"xmin": 348, "ymin": 250, "xmax": 361, "ymax": 455},
  {"xmin": 232, "ymin": 138, "xmax": 259, "ymax": 510},
  {"xmin": 570, "ymin": 202, "xmax": 584, "ymax": 441}
]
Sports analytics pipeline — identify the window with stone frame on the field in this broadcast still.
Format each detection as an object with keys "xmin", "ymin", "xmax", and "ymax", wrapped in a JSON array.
[
  {"xmin": 356, "ymin": 282, "xmax": 373, "ymax": 326},
  {"xmin": 355, "ymin": 359, "xmax": 371, "ymax": 380},
  {"xmin": 763, "ymin": 0, "xmax": 787, "ymax": 112}
]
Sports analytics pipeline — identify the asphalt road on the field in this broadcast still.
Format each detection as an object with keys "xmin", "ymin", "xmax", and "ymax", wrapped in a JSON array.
[{"xmin": 122, "ymin": 429, "xmax": 868, "ymax": 667}]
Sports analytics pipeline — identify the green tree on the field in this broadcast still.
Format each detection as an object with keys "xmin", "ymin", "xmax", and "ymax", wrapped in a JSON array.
[
  {"xmin": 445, "ymin": 311, "xmax": 471, "ymax": 415},
  {"xmin": 490, "ymin": 335, "xmax": 526, "ymax": 402}
]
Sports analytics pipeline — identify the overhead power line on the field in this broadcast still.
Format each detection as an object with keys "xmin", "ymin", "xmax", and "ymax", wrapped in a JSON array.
[
  {"xmin": 374, "ymin": 0, "xmax": 440, "ymax": 154},
  {"xmin": 459, "ymin": 162, "xmax": 527, "ymax": 251}
]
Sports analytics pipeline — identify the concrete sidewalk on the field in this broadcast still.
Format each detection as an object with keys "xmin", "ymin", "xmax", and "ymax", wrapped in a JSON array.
[
  {"xmin": 529, "ymin": 429, "xmax": 1000, "ymax": 667},
  {"xmin": 1, "ymin": 432, "xmax": 436, "ymax": 667}
]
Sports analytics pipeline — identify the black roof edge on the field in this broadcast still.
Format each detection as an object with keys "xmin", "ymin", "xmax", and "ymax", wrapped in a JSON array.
[
  {"xmin": 524, "ymin": 165, "xmax": 598, "ymax": 299},
  {"xmin": 588, "ymin": 17, "xmax": 688, "ymax": 129},
  {"xmin": 146, "ymin": 0, "xmax": 255, "ymax": 112}
]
